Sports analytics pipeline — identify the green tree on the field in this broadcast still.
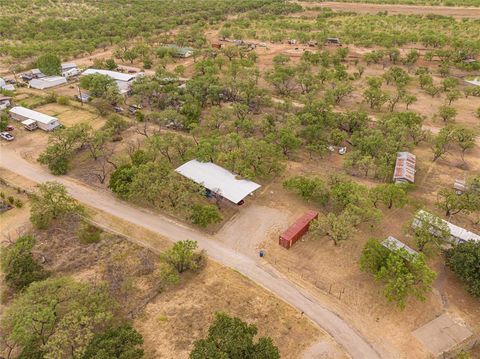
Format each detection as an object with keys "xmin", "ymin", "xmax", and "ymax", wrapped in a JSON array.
[
  {"xmin": 411, "ymin": 213, "xmax": 449, "ymax": 253},
  {"xmin": 0, "ymin": 277, "xmax": 115, "ymax": 359},
  {"xmin": 80, "ymin": 74, "xmax": 118, "ymax": 99},
  {"xmin": 438, "ymin": 105, "xmax": 457, "ymax": 123},
  {"xmin": 432, "ymin": 125, "xmax": 456, "ymax": 161},
  {"xmin": 190, "ymin": 313, "xmax": 279, "ymax": 359},
  {"xmin": 437, "ymin": 187, "xmax": 479, "ymax": 217},
  {"xmin": 30, "ymin": 182, "xmax": 84, "ymax": 229},
  {"xmin": 363, "ymin": 77, "xmax": 388, "ymax": 110},
  {"xmin": 0, "ymin": 234, "xmax": 48, "ymax": 291},
  {"xmin": 310, "ymin": 212, "xmax": 358, "ymax": 245},
  {"xmin": 283, "ymin": 176, "xmax": 329, "ymax": 206},
  {"xmin": 38, "ymin": 123, "xmax": 92, "ymax": 175},
  {"xmin": 105, "ymin": 58, "xmax": 118, "ymax": 70},
  {"xmin": 103, "ymin": 114, "xmax": 129, "ymax": 135},
  {"xmin": 446, "ymin": 89, "xmax": 461, "ymax": 105},
  {"xmin": 36, "ymin": 54, "xmax": 61, "ymax": 76},
  {"xmin": 370, "ymin": 183, "xmax": 408, "ymax": 209},
  {"xmin": 445, "ymin": 241, "xmax": 480, "ymax": 297},
  {"xmin": 161, "ymin": 240, "xmax": 203, "ymax": 273},
  {"xmin": 82, "ymin": 325, "xmax": 144, "ymax": 359},
  {"xmin": 0, "ymin": 112, "xmax": 9, "ymax": 131},
  {"xmin": 455, "ymin": 127, "xmax": 475, "ymax": 162},
  {"xmin": 360, "ymin": 239, "xmax": 436, "ymax": 309},
  {"xmin": 109, "ymin": 164, "xmax": 136, "ymax": 199},
  {"xmin": 190, "ymin": 204, "xmax": 222, "ymax": 228}
]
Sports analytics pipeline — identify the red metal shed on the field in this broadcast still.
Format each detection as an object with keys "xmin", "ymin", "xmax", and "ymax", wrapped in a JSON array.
[{"xmin": 279, "ymin": 211, "xmax": 318, "ymax": 249}]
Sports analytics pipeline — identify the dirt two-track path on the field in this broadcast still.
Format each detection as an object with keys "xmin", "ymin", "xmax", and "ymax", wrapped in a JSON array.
[{"xmin": 0, "ymin": 148, "xmax": 386, "ymax": 359}]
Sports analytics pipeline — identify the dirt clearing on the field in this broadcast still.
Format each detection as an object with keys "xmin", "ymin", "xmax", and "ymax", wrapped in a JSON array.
[{"xmin": 298, "ymin": 1, "xmax": 480, "ymax": 18}]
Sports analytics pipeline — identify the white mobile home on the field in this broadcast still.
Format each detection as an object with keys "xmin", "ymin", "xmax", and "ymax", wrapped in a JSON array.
[
  {"xmin": 412, "ymin": 210, "xmax": 480, "ymax": 244},
  {"xmin": 9, "ymin": 106, "xmax": 60, "ymax": 131},
  {"xmin": 29, "ymin": 76, "xmax": 67, "ymax": 90},
  {"xmin": 82, "ymin": 69, "xmax": 139, "ymax": 95}
]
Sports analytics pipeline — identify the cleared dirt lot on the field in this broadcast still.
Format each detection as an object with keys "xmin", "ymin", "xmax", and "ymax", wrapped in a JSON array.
[
  {"xmin": 35, "ymin": 103, "xmax": 106, "ymax": 129},
  {"xmin": 298, "ymin": 1, "xmax": 480, "ymax": 18}
]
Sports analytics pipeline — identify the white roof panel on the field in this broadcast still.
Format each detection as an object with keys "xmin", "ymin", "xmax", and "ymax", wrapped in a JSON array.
[
  {"xmin": 175, "ymin": 159, "xmax": 261, "ymax": 204},
  {"xmin": 465, "ymin": 78, "xmax": 480, "ymax": 86},
  {"xmin": 9, "ymin": 106, "xmax": 58, "ymax": 125},
  {"xmin": 415, "ymin": 210, "xmax": 480, "ymax": 243},
  {"xmin": 21, "ymin": 119, "xmax": 36, "ymax": 125},
  {"xmin": 382, "ymin": 236, "xmax": 418, "ymax": 257},
  {"xmin": 29, "ymin": 76, "xmax": 67, "ymax": 89},
  {"xmin": 82, "ymin": 69, "xmax": 136, "ymax": 82}
]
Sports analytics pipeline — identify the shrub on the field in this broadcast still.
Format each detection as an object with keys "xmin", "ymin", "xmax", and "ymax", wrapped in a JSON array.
[
  {"xmin": 57, "ymin": 95, "xmax": 70, "ymax": 105},
  {"xmin": 77, "ymin": 222, "xmax": 103, "ymax": 244},
  {"xmin": 445, "ymin": 241, "xmax": 480, "ymax": 297},
  {"xmin": 190, "ymin": 204, "xmax": 222, "ymax": 228},
  {"xmin": 0, "ymin": 235, "xmax": 48, "ymax": 291}
]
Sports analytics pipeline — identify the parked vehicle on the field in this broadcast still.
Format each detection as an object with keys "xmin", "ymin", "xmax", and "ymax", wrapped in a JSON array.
[
  {"xmin": 0, "ymin": 132, "xmax": 14, "ymax": 141},
  {"xmin": 113, "ymin": 106, "xmax": 124, "ymax": 113},
  {"xmin": 21, "ymin": 74, "xmax": 33, "ymax": 81},
  {"xmin": 6, "ymin": 125, "xmax": 14, "ymax": 131}
]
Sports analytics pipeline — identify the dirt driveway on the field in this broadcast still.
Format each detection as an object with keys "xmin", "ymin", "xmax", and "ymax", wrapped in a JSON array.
[{"xmin": 215, "ymin": 204, "xmax": 290, "ymax": 255}]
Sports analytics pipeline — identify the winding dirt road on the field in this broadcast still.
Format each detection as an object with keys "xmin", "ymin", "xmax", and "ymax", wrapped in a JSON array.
[{"xmin": 0, "ymin": 148, "xmax": 385, "ymax": 359}]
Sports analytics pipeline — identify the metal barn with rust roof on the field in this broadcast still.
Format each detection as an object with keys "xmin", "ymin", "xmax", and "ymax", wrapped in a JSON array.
[{"xmin": 393, "ymin": 152, "xmax": 416, "ymax": 184}]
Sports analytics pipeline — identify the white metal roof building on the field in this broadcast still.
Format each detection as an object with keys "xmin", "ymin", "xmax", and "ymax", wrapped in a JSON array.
[
  {"xmin": 82, "ymin": 69, "xmax": 137, "ymax": 82},
  {"xmin": 29, "ymin": 76, "xmax": 67, "ymax": 90},
  {"xmin": 381, "ymin": 236, "xmax": 418, "ymax": 258},
  {"xmin": 412, "ymin": 210, "xmax": 480, "ymax": 244},
  {"xmin": 175, "ymin": 159, "xmax": 261, "ymax": 204},
  {"xmin": 31, "ymin": 63, "xmax": 78, "ymax": 79},
  {"xmin": 393, "ymin": 151, "xmax": 416, "ymax": 184},
  {"xmin": 9, "ymin": 106, "xmax": 60, "ymax": 131},
  {"xmin": 465, "ymin": 77, "xmax": 480, "ymax": 86},
  {"xmin": 82, "ymin": 69, "xmax": 140, "ymax": 95}
]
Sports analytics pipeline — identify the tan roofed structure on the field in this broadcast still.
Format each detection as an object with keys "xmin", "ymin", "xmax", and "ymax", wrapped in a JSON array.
[{"xmin": 393, "ymin": 152, "xmax": 416, "ymax": 184}]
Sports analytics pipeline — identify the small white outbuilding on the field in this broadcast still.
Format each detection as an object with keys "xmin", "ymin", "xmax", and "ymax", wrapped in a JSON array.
[{"xmin": 9, "ymin": 106, "xmax": 60, "ymax": 131}]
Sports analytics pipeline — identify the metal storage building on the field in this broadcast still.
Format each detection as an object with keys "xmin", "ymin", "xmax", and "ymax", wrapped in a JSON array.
[
  {"xmin": 29, "ymin": 76, "xmax": 67, "ymax": 90},
  {"xmin": 279, "ymin": 211, "xmax": 318, "ymax": 249},
  {"xmin": 9, "ymin": 106, "xmax": 60, "ymax": 131},
  {"xmin": 393, "ymin": 152, "xmax": 416, "ymax": 184},
  {"xmin": 175, "ymin": 159, "xmax": 261, "ymax": 204},
  {"xmin": 0, "ymin": 77, "xmax": 15, "ymax": 92},
  {"xmin": 381, "ymin": 236, "xmax": 418, "ymax": 259},
  {"xmin": 412, "ymin": 210, "xmax": 480, "ymax": 244}
]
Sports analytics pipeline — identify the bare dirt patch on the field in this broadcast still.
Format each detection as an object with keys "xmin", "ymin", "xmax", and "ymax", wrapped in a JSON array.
[
  {"xmin": 135, "ymin": 260, "xmax": 344, "ymax": 359},
  {"xmin": 299, "ymin": 1, "xmax": 480, "ymax": 18},
  {"xmin": 35, "ymin": 103, "xmax": 106, "ymax": 129}
]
